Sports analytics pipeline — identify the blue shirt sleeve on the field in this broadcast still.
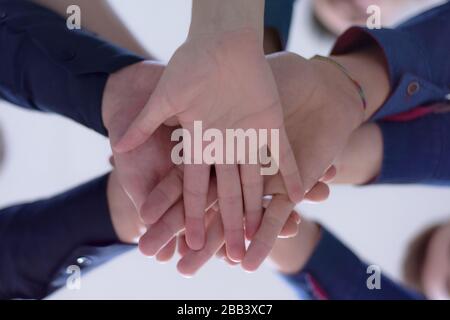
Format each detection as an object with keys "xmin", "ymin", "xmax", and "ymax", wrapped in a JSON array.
[
  {"xmin": 0, "ymin": 0, "xmax": 144, "ymax": 136},
  {"xmin": 331, "ymin": 2, "xmax": 450, "ymax": 120},
  {"xmin": 282, "ymin": 227, "xmax": 424, "ymax": 300},
  {"xmin": 0, "ymin": 174, "xmax": 133, "ymax": 300},
  {"xmin": 264, "ymin": 0, "xmax": 295, "ymax": 49},
  {"xmin": 375, "ymin": 111, "xmax": 450, "ymax": 185}
]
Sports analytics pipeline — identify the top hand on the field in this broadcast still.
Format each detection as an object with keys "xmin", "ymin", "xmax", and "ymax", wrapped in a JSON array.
[{"xmin": 113, "ymin": 29, "xmax": 303, "ymax": 261}]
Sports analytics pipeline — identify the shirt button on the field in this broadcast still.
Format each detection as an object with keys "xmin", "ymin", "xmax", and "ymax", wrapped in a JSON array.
[
  {"xmin": 76, "ymin": 256, "xmax": 92, "ymax": 266},
  {"xmin": 61, "ymin": 49, "xmax": 77, "ymax": 61},
  {"xmin": 407, "ymin": 81, "xmax": 420, "ymax": 96}
]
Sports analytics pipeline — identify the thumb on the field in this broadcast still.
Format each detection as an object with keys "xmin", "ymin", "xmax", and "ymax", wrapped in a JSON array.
[{"xmin": 113, "ymin": 90, "xmax": 174, "ymax": 153}]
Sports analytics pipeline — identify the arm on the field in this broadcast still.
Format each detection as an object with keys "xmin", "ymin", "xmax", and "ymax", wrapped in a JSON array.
[
  {"xmin": 0, "ymin": 172, "xmax": 142, "ymax": 300},
  {"xmin": 189, "ymin": 0, "xmax": 265, "ymax": 39},
  {"xmin": 0, "ymin": 0, "xmax": 144, "ymax": 135},
  {"xmin": 332, "ymin": 2, "xmax": 450, "ymax": 120},
  {"xmin": 30, "ymin": 0, "xmax": 151, "ymax": 58},
  {"xmin": 272, "ymin": 108, "xmax": 450, "ymax": 299},
  {"xmin": 334, "ymin": 110, "xmax": 450, "ymax": 186},
  {"xmin": 271, "ymin": 219, "xmax": 425, "ymax": 300}
]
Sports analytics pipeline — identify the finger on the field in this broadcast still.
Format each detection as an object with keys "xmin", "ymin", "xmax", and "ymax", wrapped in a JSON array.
[
  {"xmin": 262, "ymin": 198, "xmax": 300, "ymax": 238},
  {"xmin": 304, "ymin": 181, "xmax": 330, "ymax": 203},
  {"xmin": 242, "ymin": 194, "xmax": 294, "ymax": 272},
  {"xmin": 138, "ymin": 200, "xmax": 184, "ymax": 256},
  {"xmin": 156, "ymin": 237, "xmax": 177, "ymax": 262},
  {"xmin": 322, "ymin": 166, "xmax": 337, "ymax": 182},
  {"xmin": 177, "ymin": 211, "xmax": 224, "ymax": 276},
  {"xmin": 216, "ymin": 164, "xmax": 246, "ymax": 262},
  {"xmin": 224, "ymin": 256, "xmax": 240, "ymax": 266},
  {"xmin": 184, "ymin": 163, "xmax": 210, "ymax": 250},
  {"xmin": 279, "ymin": 212, "xmax": 301, "ymax": 238},
  {"xmin": 178, "ymin": 233, "xmax": 189, "ymax": 257},
  {"xmin": 141, "ymin": 167, "xmax": 183, "ymax": 224},
  {"xmin": 113, "ymin": 92, "xmax": 174, "ymax": 153},
  {"xmin": 222, "ymin": 248, "xmax": 240, "ymax": 266},
  {"xmin": 270, "ymin": 127, "xmax": 304, "ymax": 203},
  {"xmin": 321, "ymin": 165, "xmax": 337, "ymax": 183},
  {"xmin": 263, "ymin": 174, "xmax": 286, "ymax": 196},
  {"xmin": 215, "ymin": 245, "xmax": 227, "ymax": 259},
  {"xmin": 240, "ymin": 164, "xmax": 263, "ymax": 240}
]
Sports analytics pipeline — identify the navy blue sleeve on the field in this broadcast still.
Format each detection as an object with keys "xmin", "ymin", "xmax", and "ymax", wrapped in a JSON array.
[
  {"xmin": 264, "ymin": 0, "xmax": 295, "ymax": 49},
  {"xmin": 375, "ymin": 111, "xmax": 450, "ymax": 185},
  {"xmin": 0, "ymin": 174, "xmax": 133, "ymax": 300},
  {"xmin": 283, "ymin": 227, "xmax": 424, "ymax": 300},
  {"xmin": 332, "ymin": 2, "xmax": 450, "ymax": 120},
  {"xmin": 0, "ymin": 0, "xmax": 144, "ymax": 135}
]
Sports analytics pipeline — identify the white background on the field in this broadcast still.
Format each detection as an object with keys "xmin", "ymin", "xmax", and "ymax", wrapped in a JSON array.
[{"xmin": 0, "ymin": 0, "xmax": 448, "ymax": 299}]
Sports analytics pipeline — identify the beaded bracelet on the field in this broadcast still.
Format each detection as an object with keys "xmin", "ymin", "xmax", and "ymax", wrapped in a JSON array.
[{"xmin": 311, "ymin": 55, "xmax": 367, "ymax": 111}]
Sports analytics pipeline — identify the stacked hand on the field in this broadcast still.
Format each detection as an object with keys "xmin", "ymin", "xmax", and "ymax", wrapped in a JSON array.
[
  {"xmin": 112, "ymin": 30, "xmax": 304, "ymax": 263},
  {"xmin": 102, "ymin": 58, "xmax": 305, "ymax": 261},
  {"xmin": 142, "ymin": 51, "xmax": 363, "ymax": 273},
  {"xmin": 104, "ymin": 47, "xmax": 365, "ymax": 273}
]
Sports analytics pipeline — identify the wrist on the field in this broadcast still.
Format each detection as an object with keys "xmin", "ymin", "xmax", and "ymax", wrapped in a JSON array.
[
  {"xmin": 331, "ymin": 45, "xmax": 390, "ymax": 122},
  {"xmin": 189, "ymin": 0, "xmax": 264, "ymax": 41},
  {"xmin": 309, "ymin": 57, "xmax": 365, "ymax": 131}
]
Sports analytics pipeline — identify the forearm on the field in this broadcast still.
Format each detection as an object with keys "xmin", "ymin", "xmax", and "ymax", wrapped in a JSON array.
[
  {"xmin": 334, "ymin": 110, "xmax": 450, "ymax": 186},
  {"xmin": 375, "ymin": 112, "xmax": 450, "ymax": 185},
  {"xmin": 0, "ymin": 0, "xmax": 143, "ymax": 135},
  {"xmin": 30, "ymin": 0, "xmax": 150, "ymax": 58},
  {"xmin": 0, "ymin": 175, "xmax": 125, "ymax": 299},
  {"xmin": 332, "ymin": 2, "xmax": 450, "ymax": 120},
  {"xmin": 190, "ymin": 0, "xmax": 265, "ymax": 40},
  {"xmin": 281, "ymin": 227, "xmax": 424, "ymax": 300}
]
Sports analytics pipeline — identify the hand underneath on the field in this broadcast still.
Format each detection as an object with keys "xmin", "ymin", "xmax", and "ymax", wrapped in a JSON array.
[
  {"xmin": 102, "ymin": 61, "xmax": 177, "ymax": 213},
  {"xmin": 269, "ymin": 52, "xmax": 365, "ymax": 191},
  {"xmin": 136, "ymin": 50, "xmax": 359, "ymax": 272},
  {"xmin": 107, "ymin": 171, "xmax": 144, "ymax": 244}
]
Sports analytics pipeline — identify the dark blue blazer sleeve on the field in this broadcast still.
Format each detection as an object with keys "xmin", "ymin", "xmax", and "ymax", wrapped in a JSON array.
[
  {"xmin": 282, "ymin": 227, "xmax": 425, "ymax": 300},
  {"xmin": 264, "ymin": 0, "xmax": 295, "ymax": 49},
  {"xmin": 375, "ymin": 111, "xmax": 450, "ymax": 185},
  {"xmin": 0, "ymin": 0, "xmax": 144, "ymax": 135},
  {"xmin": 0, "ymin": 174, "xmax": 133, "ymax": 300},
  {"xmin": 332, "ymin": 2, "xmax": 450, "ymax": 120}
]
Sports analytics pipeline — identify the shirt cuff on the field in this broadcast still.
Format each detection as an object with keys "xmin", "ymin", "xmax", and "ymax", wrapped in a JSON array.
[{"xmin": 331, "ymin": 27, "xmax": 449, "ymax": 121}]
